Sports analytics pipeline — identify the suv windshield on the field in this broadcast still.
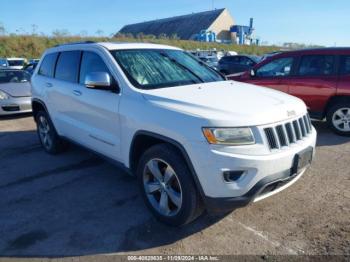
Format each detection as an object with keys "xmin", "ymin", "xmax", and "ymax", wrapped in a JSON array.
[
  {"xmin": 111, "ymin": 49, "xmax": 224, "ymax": 89},
  {"xmin": 8, "ymin": 60, "xmax": 25, "ymax": 66}
]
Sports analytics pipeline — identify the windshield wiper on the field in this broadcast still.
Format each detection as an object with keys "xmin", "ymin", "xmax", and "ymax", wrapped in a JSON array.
[{"xmin": 160, "ymin": 53, "xmax": 204, "ymax": 83}]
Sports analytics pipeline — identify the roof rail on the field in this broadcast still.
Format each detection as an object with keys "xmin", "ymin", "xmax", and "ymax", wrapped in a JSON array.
[{"xmin": 54, "ymin": 41, "xmax": 96, "ymax": 47}]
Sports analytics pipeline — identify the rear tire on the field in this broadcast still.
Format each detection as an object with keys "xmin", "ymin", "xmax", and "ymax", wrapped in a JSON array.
[
  {"xmin": 137, "ymin": 144, "xmax": 204, "ymax": 226},
  {"xmin": 326, "ymin": 102, "xmax": 350, "ymax": 136},
  {"xmin": 35, "ymin": 110, "xmax": 68, "ymax": 154}
]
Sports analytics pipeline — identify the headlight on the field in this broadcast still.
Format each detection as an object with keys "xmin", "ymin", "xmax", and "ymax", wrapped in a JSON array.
[
  {"xmin": 0, "ymin": 90, "xmax": 9, "ymax": 100},
  {"xmin": 202, "ymin": 127, "xmax": 255, "ymax": 145}
]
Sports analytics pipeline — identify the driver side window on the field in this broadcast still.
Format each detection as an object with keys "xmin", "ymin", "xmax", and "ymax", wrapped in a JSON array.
[
  {"xmin": 79, "ymin": 51, "xmax": 111, "ymax": 85},
  {"xmin": 256, "ymin": 57, "xmax": 293, "ymax": 77}
]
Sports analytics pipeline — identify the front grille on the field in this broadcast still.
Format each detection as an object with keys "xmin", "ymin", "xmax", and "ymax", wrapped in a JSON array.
[{"xmin": 264, "ymin": 114, "xmax": 312, "ymax": 150}]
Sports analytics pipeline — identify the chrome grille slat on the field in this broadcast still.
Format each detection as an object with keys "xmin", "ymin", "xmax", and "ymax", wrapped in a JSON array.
[
  {"xmin": 282, "ymin": 124, "xmax": 290, "ymax": 146},
  {"xmin": 264, "ymin": 114, "xmax": 312, "ymax": 151},
  {"xmin": 299, "ymin": 118, "xmax": 306, "ymax": 137},
  {"xmin": 276, "ymin": 125, "xmax": 287, "ymax": 147},
  {"xmin": 293, "ymin": 120, "xmax": 301, "ymax": 140},
  {"xmin": 285, "ymin": 122, "xmax": 296, "ymax": 143},
  {"xmin": 303, "ymin": 115, "xmax": 310, "ymax": 133}
]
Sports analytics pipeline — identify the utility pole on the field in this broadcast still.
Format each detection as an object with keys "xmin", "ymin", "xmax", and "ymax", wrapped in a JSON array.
[{"xmin": 212, "ymin": 0, "xmax": 214, "ymax": 10}]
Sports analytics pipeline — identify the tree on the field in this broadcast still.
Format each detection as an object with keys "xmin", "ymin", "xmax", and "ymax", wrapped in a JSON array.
[
  {"xmin": 158, "ymin": 33, "xmax": 168, "ymax": 39},
  {"xmin": 31, "ymin": 24, "xmax": 38, "ymax": 36},
  {"xmin": 96, "ymin": 29, "xmax": 104, "ymax": 36},
  {"xmin": 52, "ymin": 29, "xmax": 70, "ymax": 37}
]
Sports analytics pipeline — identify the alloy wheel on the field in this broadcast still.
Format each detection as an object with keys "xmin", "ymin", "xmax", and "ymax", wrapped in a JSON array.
[
  {"xmin": 332, "ymin": 107, "xmax": 350, "ymax": 132},
  {"xmin": 143, "ymin": 159, "xmax": 183, "ymax": 216},
  {"xmin": 38, "ymin": 115, "xmax": 52, "ymax": 149}
]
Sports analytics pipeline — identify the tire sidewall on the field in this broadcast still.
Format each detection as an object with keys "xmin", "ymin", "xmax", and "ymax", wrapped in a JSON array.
[{"xmin": 35, "ymin": 111, "xmax": 62, "ymax": 153}]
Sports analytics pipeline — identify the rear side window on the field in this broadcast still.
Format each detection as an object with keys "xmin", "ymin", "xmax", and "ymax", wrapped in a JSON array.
[
  {"xmin": 240, "ymin": 57, "xmax": 255, "ymax": 66},
  {"xmin": 256, "ymin": 57, "xmax": 293, "ymax": 77},
  {"xmin": 55, "ymin": 51, "xmax": 81, "ymax": 82},
  {"xmin": 220, "ymin": 56, "xmax": 239, "ymax": 63},
  {"xmin": 38, "ymin": 53, "xmax": 58, "ymax": 77},
  {"xmin": 79, "ymin": 51, "xmax": 110, "ymax": 84},
  {"xmin": 298, "ymin": 55, "xmax": 335, "ymax": 76},
  {"xmin": 339, "ymin": 56, "xmax": 350, "ymax": 75}
]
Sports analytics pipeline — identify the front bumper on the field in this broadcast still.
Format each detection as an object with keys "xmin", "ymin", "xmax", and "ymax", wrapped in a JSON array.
[
  {"xmin": 0, "ymin": 96, "xmax": 32, "ymax": 115},
  {"xmin": 204, "ymin": 167, "xmax": 307, "ymax": 212},
  {"xmin": 185, "ymin": 127, "xmax": 317, "ymax": 210}
]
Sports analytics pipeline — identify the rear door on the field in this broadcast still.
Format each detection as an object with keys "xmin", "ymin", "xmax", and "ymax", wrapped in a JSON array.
[
  {"xmin": 288, "ymin": 54, "xmax": 337, "ymax": 114},
  {"xmin": 248, "ymin": 56, "xmax": 295, "ymax": 93},
  {"xmin": 337, "ymin": 55, "xmax": 350, "ymax": 96}
]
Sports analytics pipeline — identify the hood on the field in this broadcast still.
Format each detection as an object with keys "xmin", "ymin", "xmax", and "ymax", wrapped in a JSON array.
[
  {"xmin": 142, "ymin": 81, "xmax": 306, "ymax": 126},
  {"xmin": 0, "ymin": 82, "xmax": 31, "ymax": 97}
]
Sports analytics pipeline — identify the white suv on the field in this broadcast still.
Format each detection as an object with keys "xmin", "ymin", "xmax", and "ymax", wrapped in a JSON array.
[{"xmin": 31, "ymin": 42, "xmax": 317, "ymax": 226}]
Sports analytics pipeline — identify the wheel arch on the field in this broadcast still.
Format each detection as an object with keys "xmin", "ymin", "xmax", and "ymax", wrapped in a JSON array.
[
  {"xmin": 129, "ymin": 130, "xmax": 205, "ymax": 198},
  {"xmin": 324, "ymin": 95, "xmax": 350, "ymax": 118},
  {"xmin": 31, "ymin": 98, "xmax": 49, "ymax": 121}
]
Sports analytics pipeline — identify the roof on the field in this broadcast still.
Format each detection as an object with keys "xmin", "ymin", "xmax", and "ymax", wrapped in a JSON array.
[
  {"xmin": 270, "ymin": 47, "xmax": 350, "ymax": 57},
  {"xmin": 45, "ymin": 42, "xmax": 182, "ymax": 54},
  {"xmin": 118, "ymin": 8, "xmax": 226, "ymax": 39},
  {"xmin": 6, "ymin": 58, "xmax": 25, "ymax": 60},
  {"xmin": 97, "ymin": 42, "xmax": 181, "ymax": 50}
]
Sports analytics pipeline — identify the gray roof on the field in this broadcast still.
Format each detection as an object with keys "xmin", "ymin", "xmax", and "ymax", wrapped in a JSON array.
[{"xmin": 118, "ymin": 8, "xmax": 225, "ymax": 39}]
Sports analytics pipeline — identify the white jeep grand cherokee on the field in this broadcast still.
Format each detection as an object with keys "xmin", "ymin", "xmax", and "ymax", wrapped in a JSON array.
[{"xmin": 31, "ymin": 42, "xmax": 317, "ymax": 226}]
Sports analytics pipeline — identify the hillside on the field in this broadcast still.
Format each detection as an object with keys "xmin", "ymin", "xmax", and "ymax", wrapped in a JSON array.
[{"xmin": 0, "ymin": 35, "xmax": 280, "ymax": 58}]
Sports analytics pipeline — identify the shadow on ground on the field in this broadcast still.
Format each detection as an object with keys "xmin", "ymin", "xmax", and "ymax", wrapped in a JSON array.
[
  {"xmin": 312, "ymin": 120, "xmax": 350, "ymax": 147},
  {"xmin": 0, "ymin": 129, "xmax": 227, "ymax": 257}
]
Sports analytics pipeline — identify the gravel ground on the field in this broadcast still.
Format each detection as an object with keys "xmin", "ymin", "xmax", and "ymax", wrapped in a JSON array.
[{"xmin": 0, "ymin": 114, "xmax": 349, "ymax": 258}]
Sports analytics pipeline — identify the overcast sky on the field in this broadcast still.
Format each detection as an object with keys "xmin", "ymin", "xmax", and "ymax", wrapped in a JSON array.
[{"xmin": 1, "ymin": 0, "xmax": 349, "ymax": 46}]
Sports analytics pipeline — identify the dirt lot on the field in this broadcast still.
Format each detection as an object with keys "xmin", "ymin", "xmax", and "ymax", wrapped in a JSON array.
[{"xmin": 0, "ymin": 114, "xmax": 349, "ymax": 258}]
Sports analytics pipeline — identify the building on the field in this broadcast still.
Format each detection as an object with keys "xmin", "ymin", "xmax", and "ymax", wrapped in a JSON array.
[{"xmin": 117, "ymin": 8, "xmax": 235, "ymax": 43}]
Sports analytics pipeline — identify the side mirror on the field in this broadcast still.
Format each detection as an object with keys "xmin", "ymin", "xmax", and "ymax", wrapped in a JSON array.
[
  {"xmin": 84, "ymin": 72, "xmax": 111, "ymax": 90},
  {"xmin": 250, "ymin": 69, "xmax": 256, "ymax": 77}
]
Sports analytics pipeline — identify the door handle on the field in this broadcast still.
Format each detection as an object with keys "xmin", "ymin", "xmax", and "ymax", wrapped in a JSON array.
[
  {"xmin": 46, "ymin": 82, "xmax": 53, "ymax": 88},
  {"xmin": 73, "ymin": 90, "xmax": 82, "ymax": 96}
]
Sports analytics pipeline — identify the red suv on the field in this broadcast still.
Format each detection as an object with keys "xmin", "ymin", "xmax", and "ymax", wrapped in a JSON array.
[{"xmin": 229, "ymin": 48, "xmax": 350, "ymax": 136}]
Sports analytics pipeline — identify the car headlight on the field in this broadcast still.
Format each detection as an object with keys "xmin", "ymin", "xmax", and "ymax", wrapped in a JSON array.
[
  {"xmin": 0, "ymin": 90, "xmax": 9, "ymax": 100},
  {"xmin": 202, "ymin": 127, "xmax": 255, "ymax": 145}
]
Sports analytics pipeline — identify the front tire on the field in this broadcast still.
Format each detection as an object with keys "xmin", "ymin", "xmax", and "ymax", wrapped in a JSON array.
[
  {"xmin": 137, "ymin": 144, "xmax": 203, "ymax": 226},
  {"xmin": 326, "ymin": 102, "xmax": 350, "ymax": 136},
  {"xmin": 35, "ymin": 111, "xmax": 67, "ymax": 154}
]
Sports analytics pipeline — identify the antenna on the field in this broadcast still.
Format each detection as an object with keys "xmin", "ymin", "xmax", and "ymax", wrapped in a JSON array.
[{"xmin": 211, "ymin": 0, "xmax": 214, "ymax": 10}]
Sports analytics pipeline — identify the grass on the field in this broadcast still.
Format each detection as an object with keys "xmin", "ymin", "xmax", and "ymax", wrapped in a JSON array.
[{"xmin": 0, "ymin": 35, "xmax": 281, "ymax": 59}]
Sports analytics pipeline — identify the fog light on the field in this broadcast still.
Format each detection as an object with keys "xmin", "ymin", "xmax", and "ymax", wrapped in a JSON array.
[{"xmin": 223, "ymin": 170, "xmax": 245, "ymax": 182}]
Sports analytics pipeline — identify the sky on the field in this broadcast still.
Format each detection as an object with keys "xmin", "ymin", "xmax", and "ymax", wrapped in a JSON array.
[{"xmin": 1, "ymin": 0, "xmax": 349, "ymax": 46}]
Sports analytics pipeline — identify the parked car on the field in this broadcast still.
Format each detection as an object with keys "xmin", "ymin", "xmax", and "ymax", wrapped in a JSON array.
[
  {"xmin": 218, "ymin": 55, "xmax": 261, "ymax": 75},
  {"xmin": 198, "ymin": 56, "xmax": 219, "ymax": 69},
  {"xmin": 24, "ymin": 62, "xmax": 39, "ymax": 75},
  {"xmin": 261, "ymin": 51, "xmax": 282, "ymax": 61},
  {"xmin": 7, "ymin": 58, "xmax": 26, "ymax": 69},
  {"xmin": 0, "ymin": 69, "xmax": 32, "ymax": 115},
  {"xmin": 229, "ymin": 48, "xmax": 350, "ymax": 136},
  {"xmin": 0, "ymin": 58, "xmax": 9, "ymax": 68},
  {"xmin": 31, "ymin": 42, "xmax": 316, "ymax": 226},
  {"xmin": 29, "ymin": 58, "xmax": 40, "ymax": 64}
]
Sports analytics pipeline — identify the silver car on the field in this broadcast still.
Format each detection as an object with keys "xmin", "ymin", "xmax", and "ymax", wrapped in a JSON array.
[{"xmin": 0, "ymin": 70, "xmax": 32, "ymax": 115}]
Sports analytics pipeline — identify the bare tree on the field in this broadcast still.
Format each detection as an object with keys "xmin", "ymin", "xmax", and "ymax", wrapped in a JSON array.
[
  {"xmin": 31, "ymin": 24, "xmax": 38, "ymax": 36},
  {"xmin": 96, "ymin": 29, "xmax": 104, "ymax": 36},
  {"xmin": 0, "ymin": 22, "xmax": 5, "ymax": 35},
  {"xmin": 52, "ymin": 29, "xmax": 70, "ymax": 37}
]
